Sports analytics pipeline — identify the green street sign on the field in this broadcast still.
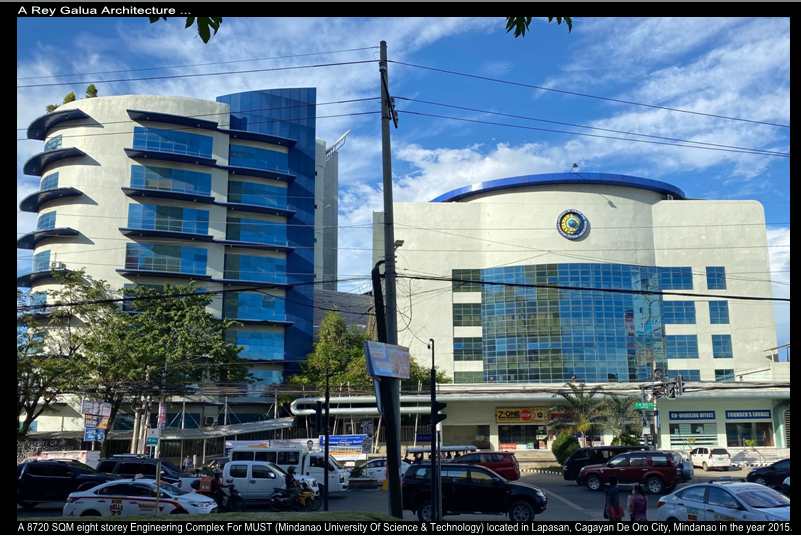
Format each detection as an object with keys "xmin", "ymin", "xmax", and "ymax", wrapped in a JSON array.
[{"xmin": 635, "ymin": 402, "xmax": 655, "ymax": 410}]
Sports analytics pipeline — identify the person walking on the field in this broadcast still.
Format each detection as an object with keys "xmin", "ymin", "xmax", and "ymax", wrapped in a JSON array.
[
  {"xmin": 629, "ymin": 484, "xmax": 648, "ymax": 521},
  {"xmin": 604, "ymin": 475, "xmax": 625, "ymax": 521},
  {"xmin": 184, "ymin": 455, "xmax": 193, "ymax": 472}
]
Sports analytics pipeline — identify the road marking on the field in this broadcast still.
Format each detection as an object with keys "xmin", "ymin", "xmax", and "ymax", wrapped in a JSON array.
[{"xmin": 539, "ymin": 486, "xmax": 589, "ymax": 512}]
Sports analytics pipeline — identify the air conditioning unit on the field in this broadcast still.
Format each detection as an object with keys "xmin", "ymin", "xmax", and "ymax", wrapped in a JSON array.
[
  {"xmin": 204, "ymin": 417, "xmax": 217, "ymax": 427},
  {"xmin": 50, "ymin": 261, "xmax": 66, "ymax": 269}
]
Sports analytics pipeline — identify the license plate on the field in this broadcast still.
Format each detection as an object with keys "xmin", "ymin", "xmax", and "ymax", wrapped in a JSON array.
[{"xmin": 717, "ymin": 458, "xmax": 726, "ymax": 461}]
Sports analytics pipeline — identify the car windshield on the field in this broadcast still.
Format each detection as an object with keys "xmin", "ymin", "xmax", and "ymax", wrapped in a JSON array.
[
  {"xmin": 159, "ymin": 482, "xmax": 188, "ymax": 496},
  {"xmin": 63, "ymin": 461, "xmax": 102, "ymax": 474},
  {"xmin": 329, "ymin": 456, "xmax": 343, "ymax": 470},
  {"xmin": 737, "ymin": 489, "xmax": 790, "ymax": 509},
  {"xmin": 711, "ymin": 449, "xmax": 729, "ymax": 455}
]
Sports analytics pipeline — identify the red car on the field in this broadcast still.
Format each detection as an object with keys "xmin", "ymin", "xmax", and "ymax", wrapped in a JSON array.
[{"xmin": 452, "ymin": 451, "xmax": 521, "ymax": 480}]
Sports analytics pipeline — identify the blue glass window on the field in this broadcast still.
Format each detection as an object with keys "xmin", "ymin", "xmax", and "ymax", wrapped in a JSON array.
[
  {"xmin": 40, "ymin": 173, "xmax": 59, "ymax": 191},
  {"xmin": 33, "ymin": 250, "xmax": 51, "ymax": 272},
  {"xmin": 226, "ymin": 217, "xmax": 286, "ymax": 245},
  {"xmin": 668, "ymin": 369, "xmax": 700, "ymax": 382},
  {"xmin": 229, "ymin": 144, "xmax": 288, "ymax": 173},
  {"xmin": 248, "ymin": 369, "xmax": 284, "ymax": 390},
  {"xmin": 132, "ymin": 127, "xmax": 213, "ymax": 158},
  {"xmin": 44, "ymin": 135, "xmax": 62, "ymax": 152},
  {"xmin": 30, "ymin": 291, "xmax": 47, "ymax": 314},
  {"xmin": 453, "ymin": 337, "xmax": 483, "ymax": 361},
  {"xmin": 706, "ymin": 267, "xmax": 727, "ymax": 290},
  {"xmin": 709, "ymin": 301, "xmax": 730, "ymax": 324},
  {"xmin": 453, "ymin": 303, "xmax": 482, "ymax": 326},
  {"xmin": 223, "ymin": 254, "xmax": 286, "ymax": 284},
  {"xmin": 223, "ymin": 292, "xmax": 285, "ymax": 321},
  {"xmin": 125, "ymin": 243, "xmax": 207, "ymax": 275},
  {"xmin": 228, "ymin": 181, "xmax": 287, "ymax": 210},
  {"xmin": 226, "ymin": 331, "xmax": 284, "ymax": 360},
  {"xmin": 665, "ymin": 335, "xmax": 699, "ymax": 359},
  {"xmin": 712, "ymin": 334, "xmax": 733, "ymax": 358},
  {"xmin": 130, "ymin": 165, "xmax": 212, "ymax": 196},
  {"xmin": 659, "ymin": 267, "xmax": 693, "ymax": 290},
  {"xmin": 662, "ymin": 301, "xmax": 696, "ymax": 324},
  {"xmin": 127, "ymin": 204, "xmax": 209, "ymax": 235},
  {"xmin": 715, "ymin": 369, "xmax": 735, "ymax": 382},
  {"xmin": 36, "ymin": 212, "xmax": 57, "ymax": 231}
]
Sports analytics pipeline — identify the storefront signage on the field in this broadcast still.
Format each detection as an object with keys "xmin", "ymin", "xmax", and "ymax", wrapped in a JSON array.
[
  {"xmin": 496, "ymin": 407, "xmax": 548, "ymax": 423},
  {"xmin": 668, "ymin": 411, "xmax": 716, "ymax": 420},
  {"xmin": 500, "ymin": 443, "xmax": 517, "ymax": 450},
  {"xmin": 725, "ymin": 410, "xmax": 771, "ymax": 420}
]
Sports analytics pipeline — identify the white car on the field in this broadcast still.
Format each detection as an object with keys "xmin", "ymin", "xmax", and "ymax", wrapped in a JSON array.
[
  {"xmin": 689, "ymin": 447, "xmax": 731, "ymax": 471},
  {"xmin": 361, "ymin": 458, "xmax": 410, "ymax": 481},
  {"xmin": 223, "ymin": 460, "xmax": 318, "ymax": 502},
  {"xmin": 63, "ymin": 479, "xmax": 216, "ymax": 517},
  {"xmin": 657, "ymin": 480, "xmax": 790, "ymax": 522}
]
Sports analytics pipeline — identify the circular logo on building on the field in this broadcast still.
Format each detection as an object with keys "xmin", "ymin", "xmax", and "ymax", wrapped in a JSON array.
[
  {"xmin": 519, "ymin": 409, "xmax": 533, "ymax": 422},
  {"xmin": 557, "ymin": 209, "xmax": 588, "ymax": 239}
]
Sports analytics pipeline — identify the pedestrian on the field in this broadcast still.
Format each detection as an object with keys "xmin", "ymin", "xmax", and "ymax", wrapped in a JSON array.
[
  {"xmin": 183, "ymin": 455, "xmax": 192, "ymax": 472},
  {"xmin": 604, "ymin": 475, "xmax": 625, "ymax": 521},
  {"xmin": 629, "ymin": 484, "xmax": 648, "ymax": 521}
]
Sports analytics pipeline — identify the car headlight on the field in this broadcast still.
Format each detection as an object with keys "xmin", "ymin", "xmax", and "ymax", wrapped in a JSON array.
[{"xmin": 189, "ymin": 501, "xmax": 214, "ymax": 508}]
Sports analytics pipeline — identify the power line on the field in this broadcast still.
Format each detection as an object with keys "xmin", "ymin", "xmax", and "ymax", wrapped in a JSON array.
[{"xmin": 391, "ymin": 61, "xmax": 791, "ymax": 129}]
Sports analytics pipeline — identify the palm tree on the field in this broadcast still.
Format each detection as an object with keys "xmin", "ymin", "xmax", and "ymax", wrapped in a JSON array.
[
  {"xmin": 548, "ymin": 382, "xmax": 609, "ymax": 447},
  {"xmin": 603, "ymin": 394, "xmax": 640, "ymax": 445}
]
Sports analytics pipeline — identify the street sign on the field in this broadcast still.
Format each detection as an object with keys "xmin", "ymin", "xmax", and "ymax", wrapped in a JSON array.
[
  {"xmin": 635, "ymin": 402, "xmax": 655, "ymax": 410},
  {"xmin": 146, "ymin": 428, "xmax": 160, "ymax": 446}
]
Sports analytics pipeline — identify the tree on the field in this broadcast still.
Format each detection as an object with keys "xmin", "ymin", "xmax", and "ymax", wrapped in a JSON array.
[
  {"xmin": 551, "ymin": 432, "xmax": 580, "ymax": 465},
  {"xmin": 505, "ymin": 17, "xmax": 573, "ymax": 38},
  {"xmin": 46, "ymin": 86, "xmax": 98, "ymax": 113},
  {"xmin": 547, "ymin": 382, "xmax": 608, "ymax": 447},
  {"xmin": 85, "ymin": 84, "xmax": 98, "ymax": 98},
  {"xmin": 603, "ymin": 394, "xmax": 641, "ymax": 445}
]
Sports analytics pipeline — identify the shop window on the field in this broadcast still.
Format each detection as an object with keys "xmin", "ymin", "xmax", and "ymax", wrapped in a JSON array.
[{"xmin": 726, "ymin": 422, "xmax": 774, "ymax": 447}]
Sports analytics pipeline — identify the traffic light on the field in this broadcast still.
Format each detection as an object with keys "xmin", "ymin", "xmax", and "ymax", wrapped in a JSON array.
[
  {"xmin": 666, "ymin": 383, "xmax": 677, "ymax": 399},
  {"xmin": 676, "ymin": 374, "xmax": 684, "ymax": 396},
  {"xmin": 431, "ymin": 401, "xmax": 447, "ymax": 425}
]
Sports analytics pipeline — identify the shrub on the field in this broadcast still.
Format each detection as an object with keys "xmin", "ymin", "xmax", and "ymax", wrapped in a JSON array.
[
  {"xmin": 612, "ymin": 433, "xmax": 641, "ymax": 446},
  {"xmin": 348, "ymin": 464, "xmax": 364, "ymax": 478},
  {"xmin": 552, "ymin": 432, "xmax": 580, "ymax": 465}
]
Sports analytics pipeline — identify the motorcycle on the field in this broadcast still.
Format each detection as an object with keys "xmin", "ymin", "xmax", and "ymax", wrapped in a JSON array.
[
  {"xmin": 269, "ymin": 481, "xmax": 321, "ymax": 511},
  {"xmin": 192, "ymin": 480, "xmax": 246, "ymax": 512}
]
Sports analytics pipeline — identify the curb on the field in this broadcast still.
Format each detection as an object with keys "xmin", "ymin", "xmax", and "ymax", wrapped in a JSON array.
[{"xmin": 522, "ymin": 469, "xmax": 562, "ymax": 475}]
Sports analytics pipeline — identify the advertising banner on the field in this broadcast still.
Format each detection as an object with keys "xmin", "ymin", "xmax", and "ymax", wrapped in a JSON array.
[
  {"xmin": 364, "ymin": 341, "xmax": 411, "ymax": 379},
  {"xmin": 495, "ymin": 407, "xmax": 548, "ymax": 423}
]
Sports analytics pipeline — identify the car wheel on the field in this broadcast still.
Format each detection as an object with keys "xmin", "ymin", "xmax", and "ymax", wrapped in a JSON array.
[
  {"xmin": 416, "ymin": 500, "xmax": 433, "ymax": 522},
  {"xmin": 645, "ymin": 476, "xmax": 664, "ymax": 494},
  {"xmin": 170, "ymin": 509, "xmax": 188, "ymax": 514},
  {"xmin": 509, "ymin": 501, "xmax": 535, "ymax": 521},
  {"xmin": 666, "ymin": 517, "xmax": 679, "ymax": 522},
  {"xmin": 586, "ymin": 475, "xmax": 602, "ymax": 491},
  {"xmin": 702, "ymin": 462, "xmax": 709, "ymax": 471},
  {"xmin": 17, "ymin": 500, "xmax": 36, "ymax": 510},
  {"xmin": 754, "ymin": 477, "xmax": 767, "ymax": 486},
  {"xmin": 723, "ymin": 467, "xmax": 730, "ymax": 472},
  {"xmin": 268, "ymin": 493, "xmax": 284, "ymax": 512},
  {"xmin": 231, "ymin": 496, "xmax": 247, "ymax": 512},
  {"xmin": 80, "ymin": 510, "xmax": 101, "ymax": 517},
  {"xmin": 306, "ymin": 496, "xmax": 321, "ymax": 511}
]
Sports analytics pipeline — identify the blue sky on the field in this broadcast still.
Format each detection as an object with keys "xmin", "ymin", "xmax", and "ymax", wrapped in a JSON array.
[{"xmin": 16, "ymin": 17, "xmax": 790, "ymax": 347}]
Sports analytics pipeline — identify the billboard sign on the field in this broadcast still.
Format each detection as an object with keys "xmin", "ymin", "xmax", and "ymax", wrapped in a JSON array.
[{"xmin": 364, "ymin": 341, "xmax": 411, "ymax": 379}]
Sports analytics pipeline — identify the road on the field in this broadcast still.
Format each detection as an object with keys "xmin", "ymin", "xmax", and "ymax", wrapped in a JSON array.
[{"xmin": 17, "ymin": 466, "xmax": 748, "ymax": 521}]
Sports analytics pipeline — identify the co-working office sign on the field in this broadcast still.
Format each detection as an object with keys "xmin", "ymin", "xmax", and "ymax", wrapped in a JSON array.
[
  {"xmin": 496, "ymin": 407, "xmax": 548, "ymax": 424},
  {"xmin": 364, "ymin": 341, "xmax": 411, "ymax": 379}
]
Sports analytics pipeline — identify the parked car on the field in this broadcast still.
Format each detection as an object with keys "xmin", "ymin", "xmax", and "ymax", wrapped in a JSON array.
[
  {"xmin": 578, "ymin": 450, "xmax": 693, "ymax": 495},
  {"xmin": 360, "ymin": 457, "xmax": 410, "ymax": 482},
  {"xmin": 228, "ymin": 447, "xmax": 348, "ymax": 495},
  {"xmin": 563, "ymin": 445, "xmax": 648, "ymax": 482},
  {"xmin": 63, "ymin": 478, "xmax": 216, "ymax": 517},
  {"xmin": 95, "ymin": 455, "xmax": 199, "ymax": 490},
  {"xmin": 17, "ymin": 460, "xmax": 119, "ymax": 509},
  {"xmin": 223, "ymin": 460, "xmax": 318, "ymax": 502},
  {"xmin": 402, "ymin": 462, "xmax": 547, "ymax": 521},
  {"xmin": 746, "ymin": 459, "xmax": 790, "ymax": 489},
  {"xmin": 656, "ymin": 480, "xmax": 790, "ymax": 521},
  {"xmin": 452, "ymin": 451, "xmax": 521, "ymax": 480},
  {"xmin": 781, "ymin": 477, "xmax": 789, "ymax": 497},
  {"xmin": 689, "ymin": 447, "xmax": 731, "ymax": 471}
]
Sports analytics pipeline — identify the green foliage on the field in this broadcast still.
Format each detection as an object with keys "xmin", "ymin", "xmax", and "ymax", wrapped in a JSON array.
[
  {"xmin": 348, "ymin": 464, "xmax": 364, "ymax": 478},
  {"xmin": 505, "ymin": 17, "xmax": 573, "ymax": 38},
  {"xmin": 603, "ymin": 394, "xmax": 641, "ymax": 444},
  {"xmin": 551, "ymin": 432, "xmax": 580, "ymax": 465},
  {"xmin": 548, "ymin": 382, "xmax": 609, "ymax": 447},
  {"xmin": 149, "ymin": 17, "xmax": 223, "ymax": 43},
  {"xmin": 45, "ymin": 86, "xmax": 98, "ymax": 113},
  {"xmin": 63, "ymin": 92, "xmax": 76, "ymax": 104},
  {"xmin": 85, "ymin": 84, "xmax": 98, "ymax": 98},
  {"xmin": 612, "ymin": 433, "xmax": 641, "ymax": 446}
]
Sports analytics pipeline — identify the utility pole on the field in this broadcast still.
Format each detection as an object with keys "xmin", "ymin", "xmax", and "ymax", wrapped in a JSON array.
[
  {"xmin": 378, "ymin": 39, "xmax": 403, "ymax": 519},
  {"xmin": 324, "ymin": 371, "xmax": 330, "ymax": 511},
  {"xmin": 428, "ymin": 339, "xmax": 447, "ymax": 521}
]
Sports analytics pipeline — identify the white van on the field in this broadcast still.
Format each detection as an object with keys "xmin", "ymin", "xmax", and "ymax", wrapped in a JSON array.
[
  {"xmin": 229, "ymin": 447, "xmax": 349, "ymax": 495},
  {"xmin": 222, "ymin": 460, "xmax": 317, "ymax": 501}
]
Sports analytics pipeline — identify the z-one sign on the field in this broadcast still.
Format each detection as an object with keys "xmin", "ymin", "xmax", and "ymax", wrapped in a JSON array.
[{"xmin": 495, "ymin": 407, "xmax": 548, "ymax": 423}]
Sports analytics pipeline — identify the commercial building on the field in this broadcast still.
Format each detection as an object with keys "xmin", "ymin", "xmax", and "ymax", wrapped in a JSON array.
[{"xmin": 366, "ymin": 172, "xmax": 789, "ymax": 452}]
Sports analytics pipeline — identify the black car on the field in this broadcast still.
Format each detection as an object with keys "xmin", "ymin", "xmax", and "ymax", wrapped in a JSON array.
[
  {"xmin": 96, "ymin": 455, "xmax": 197, "ymax": 489},
  {"xmin": 17, "ymin": 460, "xmax": 118, "ymax": 509},
  {"xmin": 401, "ymin": 462, "xmax": 547, "ymax": 521},
  {"xmin": 563, "ymin": 445, "xmax": 648, "ymax": 482},
  {"xmin": 746, "ymin": 458, "xmax": 790, "ymax": 489}
]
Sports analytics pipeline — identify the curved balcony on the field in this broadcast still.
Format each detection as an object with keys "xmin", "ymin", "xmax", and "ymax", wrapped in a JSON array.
[
  {"xmin": 119, "ymin": 227, "xmax": 214, "ymax": 242},
  {"xmin": 27, "ymin": 109, "xmax": 90, "ymax": 140},
  {"xmin": 127, "ymin": 109, "xmax": 218, "ymax": 131},
  {"xmin": 216, "ymin": 164, "xmax": 295, "ymax": 183},
  {"xmin": 116, "ymin": 268, "xmax": 212, "ymax": 281},
  {"xmin": 19, "ymin": 187, "xmax": 83, "ymax": 213},
  {"xmin": 122, "ymin": 187, "xmax": 215, "ymax": 205},
  {"xmin": 17, "ymin": 227, "xmax": 80, "ymax": 249},
  {"xmin": 124, "ymin": 148, "xmax": 216, "ymax": 168},
  {"xmin": 16, "ymin": 267, "xmax": 73, "ymax": 288},
  {"xmin": 23, "ymin": 148, "xmax": 87, "ymax": 176},
  {"xmin": 218, "ymin": 128, "xmax": 297, "ymax": 148},
  {"xmin": 214, "ymin": 201, "xmax": 295, "ymax": 218},
  {"xmin": 213, "ymin": 239, "xmax": 295, "ymax": 253},
  {"xmin": 211, "ymin": 278, "xmax": 291, "ymax": 288}
]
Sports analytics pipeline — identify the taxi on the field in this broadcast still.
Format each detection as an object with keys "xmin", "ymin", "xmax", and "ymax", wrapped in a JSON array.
[
  {"xmin": 656, "ymin": 479, "xmax": 790, "ymax": 522},
  {"xmin": 63, "ymin": 478, "xmax": 216, "ymax": 517}
]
